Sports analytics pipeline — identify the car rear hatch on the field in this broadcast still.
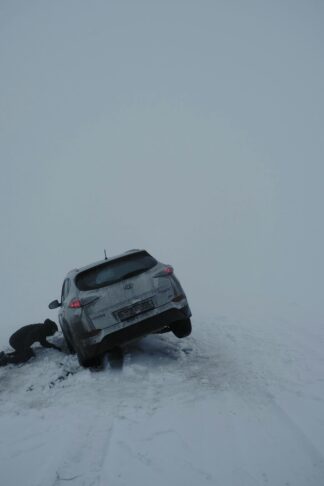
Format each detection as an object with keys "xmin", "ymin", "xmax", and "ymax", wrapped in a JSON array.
[{"xmin": 76, "ymin": 251, "xmax": 173, "ymax": 330}]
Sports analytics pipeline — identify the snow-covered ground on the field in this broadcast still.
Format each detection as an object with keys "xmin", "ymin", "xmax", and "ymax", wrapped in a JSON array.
[{"xmin": 1, "ymin": 315, "xmax": 324, "ymax": 486}]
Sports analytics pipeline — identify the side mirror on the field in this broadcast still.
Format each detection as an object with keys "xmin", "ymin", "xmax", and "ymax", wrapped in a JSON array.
[{"xmin": 48, "ymin": 299, "xmax": 61, "ymax": 309}]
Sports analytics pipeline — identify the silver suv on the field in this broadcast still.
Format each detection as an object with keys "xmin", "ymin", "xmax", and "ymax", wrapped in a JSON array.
[{"xmin": 49, "ymin": 250, "xmax": 192, "ymax": 367}]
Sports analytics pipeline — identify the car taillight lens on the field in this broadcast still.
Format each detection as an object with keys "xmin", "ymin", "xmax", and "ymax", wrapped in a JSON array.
[
  {"xmin": 69, "ymin": 299, "xmax": 82, "ymax": 309},
  {"xmin": 153, "ymin": 265, "xmax": 174, "ymax": 278},
  {"xmin": 164, "ymin": 266, "xmax": 174, "ymax": 275}
]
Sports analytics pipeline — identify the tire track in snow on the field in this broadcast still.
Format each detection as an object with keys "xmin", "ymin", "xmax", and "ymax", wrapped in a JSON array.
[{"xmin": 52, "ymin": 416, "xmax": 115, "ymax": 486}]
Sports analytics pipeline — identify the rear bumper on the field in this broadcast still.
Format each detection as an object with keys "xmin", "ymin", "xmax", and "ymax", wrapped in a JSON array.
[{"xmin": 82, "ymin": 304, "xmax": 191, "ymax": 358}]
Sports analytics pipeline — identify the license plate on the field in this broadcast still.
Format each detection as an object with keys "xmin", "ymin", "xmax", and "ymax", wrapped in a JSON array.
[{"xmin": 116, "ymin": 299, "xmax": 154, "ymax": 321}]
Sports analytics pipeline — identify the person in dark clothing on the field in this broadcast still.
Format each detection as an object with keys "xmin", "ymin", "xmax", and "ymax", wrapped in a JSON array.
[{"xmin": 0, "ymin": 319, "xmax": 61, "ymax": 366}]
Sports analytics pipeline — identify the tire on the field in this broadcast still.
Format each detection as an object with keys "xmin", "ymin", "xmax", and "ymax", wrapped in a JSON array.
[
  {"xmin": 171, "ymin": 318, "xmax": 192, "ymax": 338},
  {"xmin": 70, "ymin": 329, "xmax": 97, "ymax": 368},
  {"xmin": 74, "ymin": 340, "xmax": 102, "ymax": 368},
  {"xmin": 61, "ymin": 326, "xmax": 75, "ymax": 354},
  {"xmin": 77, "ymin": 351, "xmax": 102, "ymax": 369}
]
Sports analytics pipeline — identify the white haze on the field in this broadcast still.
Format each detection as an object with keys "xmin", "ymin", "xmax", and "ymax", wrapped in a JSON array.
[{"xmin": 1, "ymin": 1, "xmax": 323, "ymax": 340}]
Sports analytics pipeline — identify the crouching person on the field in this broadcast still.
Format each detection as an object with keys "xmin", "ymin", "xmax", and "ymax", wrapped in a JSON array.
[{"xmin": 0, "ymin": 319, "xmax": 61, "ymax": 366}]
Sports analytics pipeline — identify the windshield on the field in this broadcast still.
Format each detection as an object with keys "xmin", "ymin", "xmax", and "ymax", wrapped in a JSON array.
[{"xmin": 76, "ymin": 252, "xmax": 157, "ymax": 291}]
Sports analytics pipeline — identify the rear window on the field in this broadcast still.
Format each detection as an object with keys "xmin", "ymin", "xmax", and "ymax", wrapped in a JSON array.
[{"xmin": 76, "ymin": 251, "xmax": 157, "ymax": 291}]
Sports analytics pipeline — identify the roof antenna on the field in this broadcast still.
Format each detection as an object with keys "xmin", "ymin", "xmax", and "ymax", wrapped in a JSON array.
[{"xmin": 104, "ymin": 249, "xmax": 108, "ymax": 260}]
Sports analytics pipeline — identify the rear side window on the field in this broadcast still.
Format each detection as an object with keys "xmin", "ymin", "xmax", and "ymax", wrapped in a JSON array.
[{"xmin": 76, "ymin": 252, "xmax": 157, "ymax": 291}]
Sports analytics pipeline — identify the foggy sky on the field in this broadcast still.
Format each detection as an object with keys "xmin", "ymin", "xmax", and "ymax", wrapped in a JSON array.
[{"xmin": 1, "ymin": 1, "xmax": 323, "ymax": 340}]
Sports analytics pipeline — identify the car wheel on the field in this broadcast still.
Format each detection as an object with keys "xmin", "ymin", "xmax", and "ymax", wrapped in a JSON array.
[
  {"xmin": 61, "ymin": 326, "xmax": 75, "ymax": 354},
  {"xmin": 76, "ymin": 349, "xmax": 89, "ymax": 367},
  {"xmin": 171, "ymin": 318, "xmax": 192, "ymax": 338},
  {"xmin": 77, "ymin": 350, "xmax": 102, "ymax": 369}
]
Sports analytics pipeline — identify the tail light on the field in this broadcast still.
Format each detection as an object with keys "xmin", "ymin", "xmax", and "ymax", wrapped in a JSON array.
[
  {"xmin": 164, "ymin": 266, "xmax": 174, "ymax": 275},
  {"xmin": 153, "ymin": 266, "xmax": 174, "ymax": 277},
  {"xmin": 69, "ymin": 298, "xmax": 82, "ymax": 309}
]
